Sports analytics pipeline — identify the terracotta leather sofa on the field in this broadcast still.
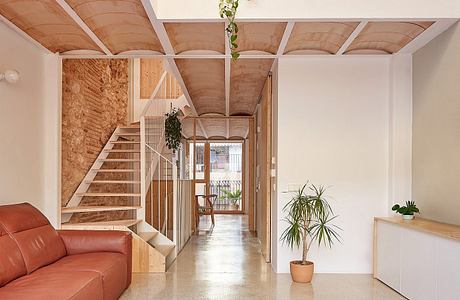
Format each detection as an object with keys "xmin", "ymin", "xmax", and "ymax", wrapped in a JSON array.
[{"xmin": 0, "ymin": 203, "xmax": 132, "ymax": 300}]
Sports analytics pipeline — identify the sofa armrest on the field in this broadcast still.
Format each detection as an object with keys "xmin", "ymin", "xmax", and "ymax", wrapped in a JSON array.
[{"xmin": 57, "ymin": 230, "xmax": 132, "ymax": 287}]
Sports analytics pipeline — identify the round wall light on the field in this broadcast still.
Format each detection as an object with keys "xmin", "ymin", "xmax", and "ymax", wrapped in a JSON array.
[{"xmin": 0, "ymin": 70, "xmax": 20, "ymax": 83}]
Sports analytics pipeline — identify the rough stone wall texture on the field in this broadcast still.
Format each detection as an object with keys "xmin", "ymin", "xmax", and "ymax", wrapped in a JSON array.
[{"xmin": 61, "ymin": 59, "xmax": 132, "ymax": 223}]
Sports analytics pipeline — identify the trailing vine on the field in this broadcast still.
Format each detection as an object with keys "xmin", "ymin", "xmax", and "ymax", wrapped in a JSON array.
[
  {"xmin": 219, "ymin": 0, "xmax": 240, "ymax": 60},
  {"xmin": 164, "ymin": 108, "xmax": 182, "ymax": 152}
]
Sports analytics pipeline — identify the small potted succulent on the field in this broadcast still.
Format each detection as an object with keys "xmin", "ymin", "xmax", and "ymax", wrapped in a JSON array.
[
  {"xmin": 392, "ymin": 201, "xmax": 420, "ymax": 220},
  {"xmin": 281, "ymin": 183, "xmax": 341, "ymax": 283}
]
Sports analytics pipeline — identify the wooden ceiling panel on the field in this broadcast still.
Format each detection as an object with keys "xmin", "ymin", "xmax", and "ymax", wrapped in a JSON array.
[
  {"xmin": 345, "ymin": 21, "xmax": 434, "ymax": 54},
  {"xmin": 230, "ymin": 59, "xmax": 274, "ymax": 116},
  {"xmin": 181, "ymin": 118, "xmax": 205, "ymax": 139},
  {"xmin": 0, "ymin": 0, "xmax": 101, "ymax": 53},
  {"xmin": 201, "ymin": 119, "xmax": 227, "ymax": 139},
  {"xmin": 176, "ymin": 59, "xmax": 225, "ymax": 116},
  {"xmin": 284, "ymin": 22, "xmax": 359, "ymax": 54},
  {"xmin": 65, "ymin": 0, "xmax": 164, "ymax": 54},
  {"xmin": 237, "ymin": 22, "xmax": 286, "ymax": 54},
  {"xmin": 229, "ymin": 119, "xmax": 249, "ymax": 138},
  {"xmin": 165, "ymin": 22, "xmax": 225, "ymax": 54}
]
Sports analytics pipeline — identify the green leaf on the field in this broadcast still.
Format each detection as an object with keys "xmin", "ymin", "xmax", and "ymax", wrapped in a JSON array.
[{"xmin": 231, "ymin": 34, "xmax": 237, "ymax": 42}]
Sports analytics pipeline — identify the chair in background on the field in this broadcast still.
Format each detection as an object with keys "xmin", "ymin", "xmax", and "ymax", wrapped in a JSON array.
[{"xmin": 195, "ymin": 194, "xmax": 217, "ymax": 227}]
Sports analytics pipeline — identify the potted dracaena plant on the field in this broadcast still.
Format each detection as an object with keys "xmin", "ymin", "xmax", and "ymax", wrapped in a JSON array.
[
  {"xmin": 281, "ymin": 183, "xmax": 342, "ymax": 283},
  {"xmin": 392, "ymin": 201, "xmax": 420, "ymax": 220}
]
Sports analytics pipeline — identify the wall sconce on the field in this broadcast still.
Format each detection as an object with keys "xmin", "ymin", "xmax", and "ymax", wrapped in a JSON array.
[{"xmin": 0, "ymin": 70, "xmax": 20, "ymax": 83}]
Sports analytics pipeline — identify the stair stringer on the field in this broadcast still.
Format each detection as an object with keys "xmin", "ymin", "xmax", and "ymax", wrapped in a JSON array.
[
  {"xmin": 62, "ymin": 128, "xmax": 119, "ymax": 223},
  {"xmin": 59, "ymin": 222, "xmax": 170, "ymax": 273},
  {"xmin": 137, "ymin": 220, "xmax": 176, "ymax": 268}
]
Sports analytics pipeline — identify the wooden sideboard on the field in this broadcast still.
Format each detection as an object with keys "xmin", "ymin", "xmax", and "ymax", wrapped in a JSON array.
[{"xmin": 374, "ymin": 217, "xmax": 460, "ymax": 300}]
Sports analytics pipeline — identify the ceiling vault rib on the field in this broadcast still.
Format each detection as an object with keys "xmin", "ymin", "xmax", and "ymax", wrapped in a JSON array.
[
  {"xmin": 336, "ymin": 21, "xmax": 368, "ymax": 55},
  {"xmin": 55, "ymin": 0, "xmax": 113, "ymax": 55},
  {"xmin": 276, "ymin": 21, "xmax": 295, "ymax": 55},
  {"xmin": 141, "ymin": 0, "xmax": 199, "ymax": 118}
]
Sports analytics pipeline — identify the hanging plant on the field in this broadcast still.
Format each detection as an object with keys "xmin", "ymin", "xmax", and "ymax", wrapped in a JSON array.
[
  {"xmin": 219, "ymin": 0, "xmax": 240, "ymax": 60},
  {"xmin": 165, "ymin": 108, "xmax": 182, "ymax": 152}
]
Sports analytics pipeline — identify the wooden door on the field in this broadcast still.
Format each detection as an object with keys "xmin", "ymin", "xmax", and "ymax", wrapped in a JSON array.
[{"xmin": 256, "ymin": 75, "xmax": 272, "ymax": 263}]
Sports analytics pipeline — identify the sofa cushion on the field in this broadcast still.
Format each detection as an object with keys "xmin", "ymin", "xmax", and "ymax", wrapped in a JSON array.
[
  {"xmin": 0, "ymin": 203, "xmax": 66, "ymax": 273},
  {"xmin": 37, "ymin": 252, "xmax": 128, "ymax": 300},
  {"xmin": 0, "ymin": 270, "xmax": 103, "ymax": 300},
  {"xmin": 0, "ymin": 224, "xmax": 27, "ymax": 287}
]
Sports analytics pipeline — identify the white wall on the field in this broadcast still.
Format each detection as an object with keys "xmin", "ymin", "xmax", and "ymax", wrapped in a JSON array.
[
  {"xmin": 0, "ymin": 22, "xmax": 60, "ymax": 226},
  {"xmin": 412, "ymin": 21, "xmax": 460, "ymax": 226},
  {"xmin": 274, "ymin": 56, "xmax": 412, "ymax": 273}
]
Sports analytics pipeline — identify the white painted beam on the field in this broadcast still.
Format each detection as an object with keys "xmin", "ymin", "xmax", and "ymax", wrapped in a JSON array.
[
  {"xmin": 226, "ymin": 119, "xmax": 230, "ymax": 139},
  {"xmin": 55, "ymin": 0, "xmax": 113, "ymax": 55},
  {"xmin": 225, "ymin": 20, "xmax": 231, "ymax": 117},
  {"xmin": 142, "ymin": 0, "xmax": 199, "ymax": 119},
  {"xmin": 336, "ymin": 21, "xmax": 368, "ymax": 55},
  {"xmin": 276, "ymin": 21, "xmax": 295, "ymax": 55},
  {"xmin": 225, "ymin": 58, "xmax": 231, "ymax": 116},
  {"xmin": 398, "ymin": 19, "xmax": 458, "ymax": 54}
]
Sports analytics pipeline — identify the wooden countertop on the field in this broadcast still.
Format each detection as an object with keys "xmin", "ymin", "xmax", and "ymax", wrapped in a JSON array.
[{"xmin": 375, "ymin": 216, "xmax": 460, "ymax": 242}]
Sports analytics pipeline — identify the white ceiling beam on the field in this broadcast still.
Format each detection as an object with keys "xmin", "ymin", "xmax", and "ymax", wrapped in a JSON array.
[
  {"xmin": 55, "ymin": 0, "xmax": 112, "ymax": 55},
  {"xmin": 226, "ymin": 119, "xmax": 230, "ymax": 139},
  {"xmin": 158, "ymin": 18, "xmax": 444, "ymax": 23},
  {"xmin": 0, "ymin": 14, "xmax": 52, "ymax": 54},
  {"xmin": 276, "ymin": 21, "xmax": 295, "ymax": 55},
  {"xmin": 398, "ymin": 19, "xmax": 458, "ymax": 54},
  {"xmin": 141, "ymin": 0, "xmax": 199, "ymax": 119},
  {"xmin": 225, "ymin": 58, "xmax": 231, "ymax": 116},
  {"xmin": 225, "ymin": 20, "xmax": 231, "ymax": 117},
  {"xmin": 336, "ymin": 21, "xmax": 368, "ymax": 55}
]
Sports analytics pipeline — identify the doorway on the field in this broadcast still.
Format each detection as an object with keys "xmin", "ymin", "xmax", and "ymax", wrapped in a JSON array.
[{"xmin": 189, "ymin": 141, "xmax": 244, "ymax": 214}]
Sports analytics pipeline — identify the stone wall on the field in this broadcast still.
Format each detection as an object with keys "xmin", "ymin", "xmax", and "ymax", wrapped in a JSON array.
[{"xmin": 61, "ymin": 59, "xmax": 129, "ymax": 222}]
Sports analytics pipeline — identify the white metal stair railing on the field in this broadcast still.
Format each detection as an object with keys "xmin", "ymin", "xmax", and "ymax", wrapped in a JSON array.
[{"xmin": 139, "ymin": 115, "xmax": 177, "ymax": 240}]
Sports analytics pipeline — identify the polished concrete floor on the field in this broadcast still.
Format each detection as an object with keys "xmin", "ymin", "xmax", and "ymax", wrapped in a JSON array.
[{"xmin": 121, "ymin": 215, "xmax": 404, "ymax": 300}]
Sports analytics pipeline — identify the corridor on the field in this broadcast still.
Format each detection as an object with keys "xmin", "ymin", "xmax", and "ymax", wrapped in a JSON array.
[{"xmin": 121, "ymin": 215, "xmax": 403, "ymax": 299}]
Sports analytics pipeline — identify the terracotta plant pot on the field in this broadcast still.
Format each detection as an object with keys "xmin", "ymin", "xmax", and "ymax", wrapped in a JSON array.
[{"xmin": 290, "ymin": 261, "xmax": 314, "ymax": 283}]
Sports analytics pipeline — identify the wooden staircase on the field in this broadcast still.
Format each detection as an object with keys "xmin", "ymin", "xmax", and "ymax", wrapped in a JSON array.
[{"xmin": 61, "ymin": 123, "xmax": 176, "ymax": 272}]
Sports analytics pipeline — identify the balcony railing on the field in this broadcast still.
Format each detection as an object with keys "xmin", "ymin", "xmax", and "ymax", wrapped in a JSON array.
[{"xmin": 209, "ymin": 180, "xmax": 242, "ymax": 211}]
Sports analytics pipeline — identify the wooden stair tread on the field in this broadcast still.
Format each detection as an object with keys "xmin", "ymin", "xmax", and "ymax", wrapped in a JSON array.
[
  {"xmin": 138, "ymin": 231, "xmax": 158, "ymax": 242},
  {"xmin": 116, "ymin": 133, "xmax": 140, "ymax": 136},
  {"xmin": 61, "ymin": 205, "xmax": 141, "ymax": 213},
  {"xmin": 85, "ymin": 180, "xmax": 141, "ymax": 184},
  {"xmin": 98, "ymin": 159, "xmax": 140, "ymax": 162},
  {"xmin": 154, "ymin": 244, "xmax": 175, "ymax": 257},
  {"xmin": 92, "ymin": 169, "xmax": 139, "ymax": 172},
  {"xmin": 61, "ymin": 219, "xmax": 141, "ymax": 228},
  {"xmin": 103, "ymin": 149, "xmax": 140, "ymax": 153},
  {"xmin": 118, "ymin": 126, "xmax": 140, "ymax": 129},
  {"xmin": 110, "ymin": 141, "xmax": 140, "ymax": 144},
  {"xmin": 76, "ymin": 192, "xmax": 141, "ymax": 197}
]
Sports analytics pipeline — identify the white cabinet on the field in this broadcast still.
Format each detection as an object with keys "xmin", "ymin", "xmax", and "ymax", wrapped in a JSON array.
[
  {"xmin": 436, "ymin": 237, "xmax": 460, "ymax": 300},
  {"xmin": 400, "ymin": 227, "xmax": 436, "ymax": 300},
  {"xmin": 376, "ymin": 221, "xmax": 401, "ymax": 291},
  {"xmin": 375, "ymin": 218, "xmax": 460, "ymax": 300}
]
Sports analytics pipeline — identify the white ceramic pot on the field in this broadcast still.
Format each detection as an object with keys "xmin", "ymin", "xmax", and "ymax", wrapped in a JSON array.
[{"xmin": 403, "ymin": 214, "xmax": 414, "ymax": 220}]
